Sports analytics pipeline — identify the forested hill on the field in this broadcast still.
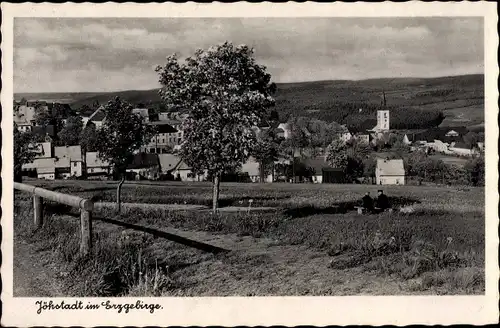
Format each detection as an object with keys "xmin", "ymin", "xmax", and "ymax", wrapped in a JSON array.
[{"xmin": 15, "ymin": 74, "xmax": 484, "ymax": 131}]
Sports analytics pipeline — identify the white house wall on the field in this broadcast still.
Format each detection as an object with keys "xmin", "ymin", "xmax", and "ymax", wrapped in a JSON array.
[{"xmin": 376, "ymin": 175, "xmax": 405, "ymax": 185}]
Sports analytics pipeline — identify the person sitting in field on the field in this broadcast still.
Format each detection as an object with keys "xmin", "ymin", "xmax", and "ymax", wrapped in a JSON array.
[
  {"xmin": 376, "ymin": 190, "xmax": 390, "ymax": 212},
  {"xmin": 361, "ymin": 192, "xmax": 374, "ymax": 213}
]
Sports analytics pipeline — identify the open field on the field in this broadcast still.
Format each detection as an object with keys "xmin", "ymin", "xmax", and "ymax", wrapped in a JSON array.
[{"xmin": 14, "ymin": 180, "xmax": 484, "ymax": 296}]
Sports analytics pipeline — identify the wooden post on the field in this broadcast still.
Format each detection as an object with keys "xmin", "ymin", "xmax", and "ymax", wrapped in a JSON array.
[
  {"xmin": 80, "ymin": 209, "xmax": 92, "ymax": 256},
  {"xmin": 33, "ymin": 195, "xmax": 43, "ymax": 229}
]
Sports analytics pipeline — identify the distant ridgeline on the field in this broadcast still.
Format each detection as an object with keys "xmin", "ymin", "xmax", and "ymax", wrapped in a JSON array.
[{"xmin": 275, "ymin": 101, "xmax": 445, "ymax": 132}]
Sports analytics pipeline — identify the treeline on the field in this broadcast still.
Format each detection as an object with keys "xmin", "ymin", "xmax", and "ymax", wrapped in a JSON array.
[
  {"xmin": 404, "ymin": 151, "xmax": 485, "ymax": 187},
  {"xmin": 275, "ymin": 100, "xmax": 445, "ymax": 131}
]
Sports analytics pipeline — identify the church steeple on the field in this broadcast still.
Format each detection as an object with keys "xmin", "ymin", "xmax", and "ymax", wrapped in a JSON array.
[{"xmin": 381, "ymin": 90, "xmax": 387, "ymax": 108}]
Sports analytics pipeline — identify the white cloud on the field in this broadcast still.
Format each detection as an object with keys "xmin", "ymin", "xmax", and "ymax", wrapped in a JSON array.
[{"xmin": 13, "ymin": 17, "xmax": 483, "ymax": 93}]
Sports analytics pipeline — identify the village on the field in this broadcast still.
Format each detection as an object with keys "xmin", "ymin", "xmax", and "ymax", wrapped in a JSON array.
[
  {"xmin": 14, "ymin": 97, "xmax": 484, "ymax": 186},
  {"xmin": 7, "ymin": 12, "xmax": 491, "ymax": 312}
]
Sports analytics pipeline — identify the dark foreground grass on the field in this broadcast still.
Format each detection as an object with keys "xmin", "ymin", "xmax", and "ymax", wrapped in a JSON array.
[
  {"xmin": 14, "ymin": 182, "xmax": 485, "ymax": 295},
  {"xmin": 92, "ymin": 205, "xmax": 484, "ymax": 287}
]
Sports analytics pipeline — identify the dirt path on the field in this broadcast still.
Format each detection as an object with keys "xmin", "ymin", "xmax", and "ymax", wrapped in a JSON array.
[
  {"xmin": 95, "ymin": 202, "xmax": 278, "ymax": 213},
  {"xmin": 13, "ymin": 239, "xmax": 64, "ymax": 297}
]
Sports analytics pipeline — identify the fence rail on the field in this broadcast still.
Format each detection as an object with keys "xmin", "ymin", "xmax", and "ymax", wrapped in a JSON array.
[
  {"xmin": 14, "ymin": 182, "xmax": 93, "ymax": 256},
  {"xmin": 14, "ymin": 182, "xmax": 230, "ymax": 256}
]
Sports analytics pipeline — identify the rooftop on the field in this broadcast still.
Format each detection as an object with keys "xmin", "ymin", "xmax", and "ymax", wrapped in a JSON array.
[{"xmin": 376, "ymin": 158, "xmax": 405, "ymax": 176}]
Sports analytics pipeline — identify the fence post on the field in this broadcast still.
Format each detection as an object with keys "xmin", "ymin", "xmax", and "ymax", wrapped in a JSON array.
[
  {"xmin": 80, "ymin": 209, "xmax": 92, "ymax": 256},
  {"xmin": 33, "ymin": 195, "xmax": 43, "ymax": 229}
]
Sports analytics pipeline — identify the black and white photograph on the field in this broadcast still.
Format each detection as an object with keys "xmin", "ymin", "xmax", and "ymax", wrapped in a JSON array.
[{"xmin": 1, "ymin": 2, "xmax": 498, "ymax": 327}]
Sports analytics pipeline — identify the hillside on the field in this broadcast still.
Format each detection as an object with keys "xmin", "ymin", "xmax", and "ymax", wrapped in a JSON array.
[{"xmin": 15, "ymin": 74, "xmax": 484, "ymax": 129}]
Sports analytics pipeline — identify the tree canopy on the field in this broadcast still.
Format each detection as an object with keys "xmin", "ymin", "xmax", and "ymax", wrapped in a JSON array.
[
  {"xmin": 156, "ymin": 42, "xmax": 276, "ymax": 210},
  {"xmin": 58, "ymin": 116, "xmax": 84, "ymax": 146},
  {"xmin": 14, "ymin": 124, "xmax": 37, "ymax": 182},
  {"xmin": 95, "ymin": 97, "xmax": 155, "ymax": 176}
]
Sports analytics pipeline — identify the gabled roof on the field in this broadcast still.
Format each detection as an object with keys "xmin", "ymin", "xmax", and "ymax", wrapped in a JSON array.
[
  {"xmin": 376, "ymin": 158, "xmax": 405, "ymax": 176},
  {"xmin": 148, "ymin": 122, "xmax": 179, "ymax": 134},
  {"xmin": 304, "ymin": 157, "xmax": 329, "ymax": 174},
  {"xmin": 38, "ymin": 167, "xmax": 56, "ymax": 174},
  {"xmin": 450, "ymin": 142, "xmax": 471, "ymax": 150},
  {"xmin": 35, "ymin": 142, "xmax": 52, "ymax": 158},
  {"xmin": 157, "ymin": 118, "xmax": 182, "ymax": 126},
  {"xmin": 54, "ymin": 145, "xmax": 82, "ymax": 168},
  {"xmin": 85, "ymin": 152, "xmax": 110, "ymax": 167},
  {"xmin": 22, "ymin": 157, "xmax": 56, "ymax": 170},
  {"xmin": 127, "ymin": 153, "xmax": 159, "ymax": 170},
  {"xmin": 89, "ymin": 109, "xmax": 106, "ymax": 122},
  {"xmin": 158, "ymin": 154, "xmax": 182, "ymax": 172}
]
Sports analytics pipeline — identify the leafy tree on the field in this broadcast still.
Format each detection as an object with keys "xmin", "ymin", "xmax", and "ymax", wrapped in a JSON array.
[
  {"xmin": 252, "ymin": 127, "xmax": 283, "ymax": 182},
  {"xmin": 80, "ymin": 123, "xmax": 100, "ymax": 177},
  {"xmin": 465, "ymin": 155, "xmax": 485, "ymax": 186},
  {"xmin": 92, "ymin": 100, "xmax": 100, "ymax": 110},
  {"xmin": 14, "ymin": 124, "xmax": 37, "ymax": 182},
  {"xmin": 463, "ymin": 131, "xmax": 479, "ymax": 150},
  {"xmin": 95, "ymin": 97, "xmax": 155, "ymax": 213},
  {"xmin": 362, "ymin": 156, "xmax": 377, "ymax": 180},
  {"xmin": 58, "ymin": 116, "xmax": 83, "ymax": 146},
  {"xmin": 156, "ymin": 42, "xmax": 276, "ymax": 211},
  {"xmin": 34, "ymin": 106, "xmax": 53, "ymax": 126},
  {"xmin": 79, "ymin": 104, "xmax": 92, "ymax": 115},
  {"xmin": 326, "ymin": 138, "xmax": 348, "ymax": 169},
  {"xmin": 269, "ymin": 109, "xmax": 280, "ymax": 125}
]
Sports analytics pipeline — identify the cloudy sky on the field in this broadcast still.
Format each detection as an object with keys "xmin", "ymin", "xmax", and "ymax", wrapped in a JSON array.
[{"xmin": 14, "ymin": 17, "xmax": 483, "ymax": 93}]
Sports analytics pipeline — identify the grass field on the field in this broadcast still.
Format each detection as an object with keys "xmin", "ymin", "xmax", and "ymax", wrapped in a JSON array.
[{"xmin": 14, "ymin": 180, "xmax": 484, "ymax": 296}]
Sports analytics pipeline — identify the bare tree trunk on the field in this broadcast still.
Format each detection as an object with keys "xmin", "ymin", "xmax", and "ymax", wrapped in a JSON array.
[
  {"xmin": 259, "ymin": 160, "xmax": 265, "ymax": 183},
  {"xmin": 116, "ymin": 176, "xmax": 125, "ymax": 214},
  {"xmin": 212, "ymin": 173, "xmax": 221, "ymax": 212}
]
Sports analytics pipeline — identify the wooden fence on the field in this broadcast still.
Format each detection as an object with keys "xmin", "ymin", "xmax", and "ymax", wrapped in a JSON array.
[
  {"xmin": 14, "ymin": 182, "xmax": 93, "ymax": 256},
  {"xmin": 14, "ymin": 182, "xmax": 229, "ymax": 256}
]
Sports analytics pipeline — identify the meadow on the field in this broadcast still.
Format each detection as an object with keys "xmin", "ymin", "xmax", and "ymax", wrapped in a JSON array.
[{"xmin": 14, "ymin": 180, "xmax": 485, "ymax": 296}]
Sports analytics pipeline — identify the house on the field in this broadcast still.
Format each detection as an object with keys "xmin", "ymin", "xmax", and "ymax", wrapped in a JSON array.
[
  {"xmin": 376, "ymin": 158, "xmax": 405, "ymax": 185},
  {"xmin": 126, "ymin": 153, "xmax": 161, "ymax": 180},
  {"xmin": 87, "ymin": 107, "xmax": 106, "ymax": 128},
  {"xmin": 145, "ymin": 121, "xmax": 181, "ymax": 153},
  {"xmin": 426, "ymin": 139, "xmax": 451, "ymax": 154},
  {"xmin": 37, "ymin": 166, "xmax": 56, "ymax": 180},
  {"xmin": 14, "ymin": 103, "xmax": 36, "ymax": 128},
  {"xmin": 277, "ymin": 123, "xmax": 291, "ymax": 139},
  {"xmin": 240, "ymin": 157, "xmax": 272, "ymax": 183},
  {"xmin": 132, "ymin": 108, "xmax": 150, "ymax": 122},
  {"xmin": 85, "ymin": 152, "xmax": 111, "ymax": 178},
  {"xmin": 22, "ymin": 158, "xmax": 56, "ymax": 180},
  {"xmin": 449, "ymin": 142, "xmax": 478, "ymax": 157},
  {"xmin": 445, "ymin": 130, "xmax": 459, "ymax": 137},
  {"xmin": 54, "ymin": 145, "xmax": 83, "ymax": 178},
  {"xmin": 34, "ymin": 142, "xmax": 53, "ymax": 159},
  {"xmin": 304, "ymin": 157, "xmax": 329, "ymax": 183},
  {"xmin": 334, "ymin": 125, "xmax": 352, "ymax": 143},
  {"xmin": 157, "ymin": 154, "xmax": 207, "ymax": 181},
  {"xmin": 355, "ymin": 134, "xmax": 370, "ymax": 145}
]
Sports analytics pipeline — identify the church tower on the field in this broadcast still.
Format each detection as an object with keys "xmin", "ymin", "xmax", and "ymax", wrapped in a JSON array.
[{"xmin": 377, "ymin": 110, "xmax": 390, "ymax": 131}]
